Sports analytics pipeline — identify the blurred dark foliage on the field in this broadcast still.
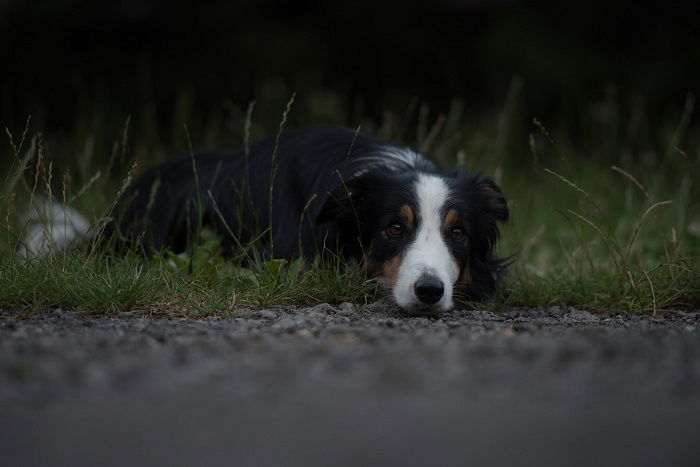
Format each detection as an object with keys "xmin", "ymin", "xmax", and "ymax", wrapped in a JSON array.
[{"xmin": 1, "ymin": 0, "xmax": 699, "ymax": 136}]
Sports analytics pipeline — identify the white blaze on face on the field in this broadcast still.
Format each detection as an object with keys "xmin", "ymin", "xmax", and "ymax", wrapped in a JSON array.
[{"xmin": 393, "ymin": 174, "xmax": 460, "ymax": 311}]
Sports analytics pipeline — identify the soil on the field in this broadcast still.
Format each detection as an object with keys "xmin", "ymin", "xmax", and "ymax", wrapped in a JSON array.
[{"xmin": 1, "ymin": 303, "xmax": 699, "ymax": 466}]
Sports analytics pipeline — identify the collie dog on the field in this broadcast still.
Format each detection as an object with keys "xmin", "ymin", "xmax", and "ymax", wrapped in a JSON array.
[{"xmin": 41, "ymin": 125, "xmax": 510, "ymax": 312}]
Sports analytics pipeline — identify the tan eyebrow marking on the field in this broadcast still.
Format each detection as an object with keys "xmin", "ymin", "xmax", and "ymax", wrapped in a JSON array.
[
  {"xmin": 398, "ymin": 204, "xmax": 414, "ymax": 231},
  {"xmin": 442, "ymin": 208, "xmax": 459, "ymax": 232}
]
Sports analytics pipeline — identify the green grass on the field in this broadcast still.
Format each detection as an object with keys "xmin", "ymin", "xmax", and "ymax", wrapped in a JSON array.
[
  {"xmin": 0, "ymin": 248, "xmax": 375, "ymax": 316},
  {"xmin": 1, "ymin": 89, "xmax": 699, "ymax": 314}
]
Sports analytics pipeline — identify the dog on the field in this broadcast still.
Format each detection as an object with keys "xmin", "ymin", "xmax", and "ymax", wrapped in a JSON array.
[{"xmin": 97, "ymin": 124, "xmax": 509, "ymax": 313}]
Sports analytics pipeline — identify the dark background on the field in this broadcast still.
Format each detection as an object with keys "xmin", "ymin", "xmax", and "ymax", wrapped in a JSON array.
[{"xmin": 1, "ymin": 0, "xmax": 699, "ymax": 144}]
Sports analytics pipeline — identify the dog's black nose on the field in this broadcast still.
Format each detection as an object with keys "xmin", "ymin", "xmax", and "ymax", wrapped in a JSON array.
[{"xmin": 414, "ymin": 276, "xmax": 444, "ymax": 304}]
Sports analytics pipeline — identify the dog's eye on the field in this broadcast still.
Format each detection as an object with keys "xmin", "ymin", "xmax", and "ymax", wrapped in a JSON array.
[
  {"xmin": 450, "ymin": 227, "xmax": 466, "ymax": 242},
  {"xmin": 386, "ymin": 223, "xmax": 404, "ymax": 237}
]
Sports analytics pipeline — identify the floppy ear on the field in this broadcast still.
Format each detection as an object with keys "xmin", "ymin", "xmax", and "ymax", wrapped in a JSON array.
[
  {"xmin": 458, "ymin": 173, "xmax": 508, "ymax": 251},
  {"xmin": 316, "ymin": 171, "xmax": 375, "ymax": 225},
  {"xmin": 473, "ymin": 175, "xmax": 508, "ymax": 223}
]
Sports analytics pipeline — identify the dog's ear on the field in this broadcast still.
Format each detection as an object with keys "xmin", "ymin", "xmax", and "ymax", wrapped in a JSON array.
[
  {"xmin": 456, "ymin": 173, "xmax": 508, "ymax": 250},
  {"xmin": 472, "ymin": 175, "xmax": 508, "ymax": 223},
  {"xmin": 316, "ymin": 171, "xmax": 375, "ymax": 225}
]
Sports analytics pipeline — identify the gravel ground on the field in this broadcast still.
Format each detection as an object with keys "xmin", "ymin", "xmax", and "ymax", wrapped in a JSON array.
[{"xmin": 1, "ymin": 303, "xmax": 699, "ymax": 467}]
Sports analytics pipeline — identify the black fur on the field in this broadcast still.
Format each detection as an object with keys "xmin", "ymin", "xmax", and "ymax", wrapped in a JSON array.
[{"xmin": 103, "ymin": 124, "xmax": 508, "ymax": 300}]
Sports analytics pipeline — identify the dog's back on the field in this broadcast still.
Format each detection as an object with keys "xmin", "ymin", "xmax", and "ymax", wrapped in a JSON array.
[{"xmin": 103, "ymin": 125, "xmax": 435, "ymax": 259}]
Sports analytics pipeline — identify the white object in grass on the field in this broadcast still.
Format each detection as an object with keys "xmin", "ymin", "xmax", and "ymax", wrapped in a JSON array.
[{"xmin": 18, "ymin": 198, "xmax": 91, "ymax": 260}]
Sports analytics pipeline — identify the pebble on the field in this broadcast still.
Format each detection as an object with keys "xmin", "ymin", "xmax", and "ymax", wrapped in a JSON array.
[{"xmin": 563, "ymin": 310, "xmax": 599, "ymax": 324}]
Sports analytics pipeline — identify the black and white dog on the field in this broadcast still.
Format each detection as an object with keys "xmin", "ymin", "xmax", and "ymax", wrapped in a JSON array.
[{"xmin": 98, "ymin": 125, "xmax": 509, "ymax": 312}]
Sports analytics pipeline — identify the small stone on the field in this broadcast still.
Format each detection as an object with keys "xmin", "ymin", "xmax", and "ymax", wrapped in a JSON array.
[
  {"xmin": 50, "ymin": 308, "xmax": 67, "ymax": 318},
  {"xmin": 307, "ymin": 303, "xmax": 336, "ymax": 315},
  {"xmin": 271, "ymin": 316, "xmax": 303, "ymax": 333},
  {"xmin": 563, "ymin": 310, "xmax": 599, "ymax": 324},
  {"xmin": 650, "ymin": 316, "xmax": 665, "ymax": 325},
  {"xmin": 258, "ymin": 309, "xmax": 277, "ymax": 319}
]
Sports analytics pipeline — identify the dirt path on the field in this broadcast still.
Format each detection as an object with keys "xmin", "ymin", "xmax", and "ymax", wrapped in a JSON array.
[{"xmin": 1, "ymin": 304, "xmax": 699, "ymax": 466}]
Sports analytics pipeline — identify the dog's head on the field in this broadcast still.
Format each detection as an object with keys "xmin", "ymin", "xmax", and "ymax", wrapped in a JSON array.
[{"xmin": 318, "ymin": 169, "xmax": 508, "ymax": 313}]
